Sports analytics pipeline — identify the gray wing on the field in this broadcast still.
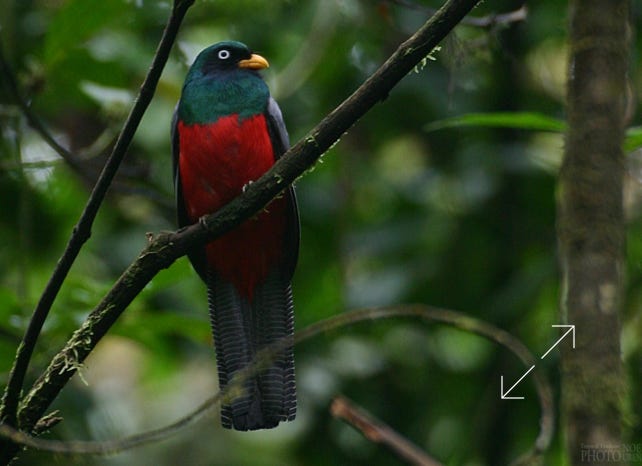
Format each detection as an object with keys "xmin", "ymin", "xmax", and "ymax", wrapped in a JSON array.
[{"xmin": 265, "ymin": 97, "xmax": 300, "ymax": 280}]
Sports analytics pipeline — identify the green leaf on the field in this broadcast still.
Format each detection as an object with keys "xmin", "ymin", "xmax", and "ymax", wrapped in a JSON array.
[
  {"xmin": 425, "ymin": 113, "xmax": 642, "ymax": 153},
  {"xmin": 425, "ymin": 112, "xmax": 566, "ymax": 133}
]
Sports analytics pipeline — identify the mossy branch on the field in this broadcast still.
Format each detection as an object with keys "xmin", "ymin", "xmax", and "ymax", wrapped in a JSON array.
[{"xmin": 6, "ymin": 0, "xmax": 483, "ymax": 446}]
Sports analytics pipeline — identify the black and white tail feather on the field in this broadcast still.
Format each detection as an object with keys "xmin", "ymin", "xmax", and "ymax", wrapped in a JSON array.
[{"xmin": 208, "ymin": 269, "xmax": 296, "ymax": 430}]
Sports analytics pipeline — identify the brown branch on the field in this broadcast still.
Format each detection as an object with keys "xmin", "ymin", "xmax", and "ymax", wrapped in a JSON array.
[{"xmin": 331, "ymin": 395, "xmax": 443, "ymax": 466}]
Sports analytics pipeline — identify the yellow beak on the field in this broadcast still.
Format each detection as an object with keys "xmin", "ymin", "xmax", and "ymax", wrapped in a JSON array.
[{"xmin": 238, "ymin": 53, "xmax": 269, "ymax": 70}]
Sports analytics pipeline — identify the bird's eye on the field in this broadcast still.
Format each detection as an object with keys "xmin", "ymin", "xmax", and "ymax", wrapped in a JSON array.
[{"xmin": 217, "ymin": 49, "xmax": 231, "ymax": 60}]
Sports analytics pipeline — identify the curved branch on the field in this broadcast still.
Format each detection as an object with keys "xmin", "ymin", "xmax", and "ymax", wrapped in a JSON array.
[
  {"xmin": 0, "ymin": 304, "xmax": 553, "ymax": 464},
  {"xmin": 12, "ymin": 0, "xmax": 481, "ymax": 449},
  {"xmin": 0, "ymin": 46, "xmax": 79, "ymax": 168},
  {"xmin": 0, "ymin": 0, "xmax": 195, "ymax": 459}
]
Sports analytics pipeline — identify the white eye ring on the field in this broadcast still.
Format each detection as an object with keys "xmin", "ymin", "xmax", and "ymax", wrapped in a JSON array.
[{"xmin": 218, "ymin": 49, "xmax": 231, "ymax": 60}]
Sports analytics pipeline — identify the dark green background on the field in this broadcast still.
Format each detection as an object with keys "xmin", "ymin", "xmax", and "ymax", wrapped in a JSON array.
[{"xmin": 1, "ymin": 1, "xmax": 640, "ymax": 464}]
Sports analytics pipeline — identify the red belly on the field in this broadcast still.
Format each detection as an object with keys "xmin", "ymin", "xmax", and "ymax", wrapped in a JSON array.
[{"xmin": 178, "ymin": 114, "xmax": 286, "ymax": 299}]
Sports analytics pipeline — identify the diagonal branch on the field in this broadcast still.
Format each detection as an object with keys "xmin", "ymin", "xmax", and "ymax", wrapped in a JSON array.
[
  {"xmin": 331, "ymin": 395, "xmax": 443, "ymax": 466},
  {"xmin": 0, "ymin": 0, "xmax": 195, "ymax": 456},
  {"xmin": 9, "ymin": 0, "xmax": 482, "ymax": 453}
]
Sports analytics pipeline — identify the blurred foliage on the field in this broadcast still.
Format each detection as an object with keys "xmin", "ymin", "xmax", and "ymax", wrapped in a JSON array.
[{"xmin": 1, "ymin": 0, "xmax": 641, "ymax": 465}]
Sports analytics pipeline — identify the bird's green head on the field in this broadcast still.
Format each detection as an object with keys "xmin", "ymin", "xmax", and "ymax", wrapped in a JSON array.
[
  {"xmin": 190, "ymin": 41, "xmax": 270, "ymax": 75},
  {"xmin": 178, "ymin": 41, "xmax": 271, "ymax": 124}
]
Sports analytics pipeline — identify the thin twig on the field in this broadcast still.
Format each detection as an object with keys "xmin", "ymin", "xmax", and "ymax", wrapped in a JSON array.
[
  {"xmin": 0, "ymin": 52, "xmax": 156, "ymax": 194},
  {"xmin": 331, "ymin": 395, "xmax": 443, "ymax": 466},
  {"xmin": 0, "ymin": 304, "xmax": 553, "ymax": 464},
  {"xmin": 386, "ymin": 0, "xmax": 528, "ymax": 29},
  {"xmin": 0, "ymin": 46, "xmax": 80, "ymax": 169},
  {"xmin": 0, "ymin": 0, "xmax": 195, "ymax": 460}
]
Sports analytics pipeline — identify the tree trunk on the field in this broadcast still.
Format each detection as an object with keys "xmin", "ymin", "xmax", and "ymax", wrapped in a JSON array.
[{"xmin": 558, "ymin": 1, "xmax": 630, "ymax": 465}]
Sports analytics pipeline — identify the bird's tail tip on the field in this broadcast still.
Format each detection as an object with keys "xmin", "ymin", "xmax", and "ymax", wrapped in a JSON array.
[{"xmin": 221, "ymin": 395, "xmax": 296, "ymax": 431}]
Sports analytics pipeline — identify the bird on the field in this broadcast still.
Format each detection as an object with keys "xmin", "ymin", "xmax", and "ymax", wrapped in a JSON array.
[{"xmin": 172, "ymin": 41, "xmax": 299, "ymax": 431}]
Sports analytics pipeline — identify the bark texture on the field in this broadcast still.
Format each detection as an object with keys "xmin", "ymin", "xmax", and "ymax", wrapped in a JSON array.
[{"xmin": 558, "ymin": 1, "xmax": 630, "ymax": 464}]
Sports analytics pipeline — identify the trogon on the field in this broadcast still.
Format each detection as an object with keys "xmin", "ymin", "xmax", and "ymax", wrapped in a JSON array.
[{"xmin": 172, "ymin": 41, "xmax": 298, "ymax": 431}]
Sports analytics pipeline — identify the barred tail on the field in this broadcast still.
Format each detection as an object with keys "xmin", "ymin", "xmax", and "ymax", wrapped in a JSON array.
[{"xmin": 207, "ymin": 269, "xmax": 296, "ymax": 431}]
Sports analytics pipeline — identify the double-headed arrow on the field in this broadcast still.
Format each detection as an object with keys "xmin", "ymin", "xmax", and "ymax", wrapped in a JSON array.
[{"xmin": 500, "ymin": 324, "xmax": 575, "ymax": 400}]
